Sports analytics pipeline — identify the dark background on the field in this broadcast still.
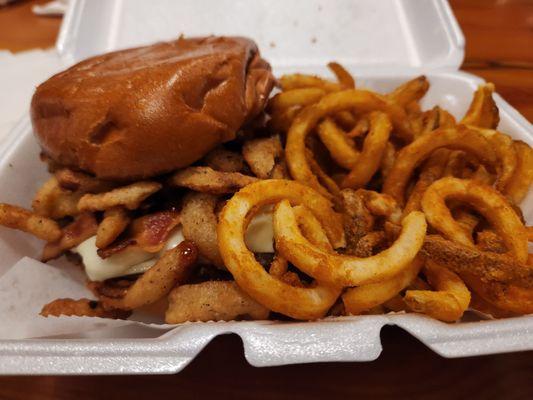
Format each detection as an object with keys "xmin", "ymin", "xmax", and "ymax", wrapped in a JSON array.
[{"xmin": 0, "ymin": 1, "xmax": 532, "ymax": 399}]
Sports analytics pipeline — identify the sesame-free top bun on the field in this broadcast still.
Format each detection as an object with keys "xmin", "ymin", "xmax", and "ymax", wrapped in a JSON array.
[{"xmin": 30, "ymin": 36, "xmax": 275, "ymax": 180}]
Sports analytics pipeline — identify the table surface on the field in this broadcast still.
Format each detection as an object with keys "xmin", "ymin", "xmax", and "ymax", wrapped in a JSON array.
[{"xmin": 0, "ymin": 1, "xmax": 532, "ymax": 399}]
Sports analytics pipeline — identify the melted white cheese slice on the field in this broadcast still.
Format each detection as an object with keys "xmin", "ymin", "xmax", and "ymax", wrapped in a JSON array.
[
  {"xmin": 76, "ymin": 209, "xmax": 275, "ymax": 281},
  {"xmin": 75, "ymin": 228, "xmax": 185, "ymax": 282},
  {"xmin": 245, "ymin": 208, "xmax": 275, "ymax": 253}
]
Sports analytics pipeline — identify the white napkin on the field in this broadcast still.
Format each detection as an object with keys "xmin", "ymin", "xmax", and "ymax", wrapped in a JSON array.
[
  {"xmin": 32, "ymin": 0, "xmax": 69, "ymax": 16},
  {"xmin": 0, "ymin": 49, "xmax": 64, "ymax": 143}
]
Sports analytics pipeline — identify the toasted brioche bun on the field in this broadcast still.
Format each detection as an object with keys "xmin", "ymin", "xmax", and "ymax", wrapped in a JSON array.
[{"xmin": 31, "ymin": 36, "xmax": 274, "ymax": 180}]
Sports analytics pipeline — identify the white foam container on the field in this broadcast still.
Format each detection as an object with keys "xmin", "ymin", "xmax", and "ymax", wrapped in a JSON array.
[{"xmin": 0, "ymin": 0, "xmax": 532, "ymax": 375}]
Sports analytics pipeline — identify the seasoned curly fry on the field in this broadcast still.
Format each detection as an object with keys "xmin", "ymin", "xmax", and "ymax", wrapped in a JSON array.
[
  {"xmin": 460, "ymin": 83, "xmax": 499, "ymax": 129},
  {"xmin": 269, "ymin": 87, "xmax": 326, "ymax": 111},
  {"xmin": 387, "ymin": 75, "xmax": 429, "ymax": 107},
  {"xmin": 383, "ymin": 127, "xmax": 497, "ymax": 205},
  {"xmin": 279, "ymin": 74, "xmax": 342, "ymax": 92},
  {"xmin": 286, "ymin": 89, "xmax": 414, "ymax": 197},
  {"xmin": 505, "ymin": 140, "xmax": 533, "ymax": 204},
  {"xmin": 317, "ymin": 118, "xmax": 358, "ymax": 170},
  {"xmin": 342, "ymin": 112, "xmax": 392, "ymax": 189},
  {"xmin": 422, "ymin": 177, "xmax": 528, "ymax": 262},
  {"xmin": 404, "ymin": 260, "xmax": 471, "ymax": 322},
  {"xmin": 343, "ymin": 256, "xmax": 423, "ymax": 315},
  {"xmin": 327, "ymin": 62, "xmax": 355, "ymax": 89},
  {"xmin": 274, "ymin": 199, "xmax": 426, "ymax": 287},
  {"xmin": 217, "ymin": 180, "xmax": 344, "ymax": 320},
  {"xmin": 0, "ymin": 203, "xmax": 62, "ymax": 242},
  {"xmin": 78, "ymin": 181, "xmax": 161, "ymax": 211},
  {"xmin": 95, "ymin": 207, "xmax": 130, "ymax": 249},
  {"xmin": 403, "ymin": 149, "xmax": 448, "ymax": 215}
]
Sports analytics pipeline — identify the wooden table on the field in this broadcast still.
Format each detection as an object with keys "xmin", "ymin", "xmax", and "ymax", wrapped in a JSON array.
[{"xmin": 0, "ymin": 1, "xmax": 531, "ymax": 399}]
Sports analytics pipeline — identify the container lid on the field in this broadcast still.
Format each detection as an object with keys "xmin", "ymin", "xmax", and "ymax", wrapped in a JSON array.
[{"xmin": 58, "ymin": 0, "xmax": 464, "ymax": 73}]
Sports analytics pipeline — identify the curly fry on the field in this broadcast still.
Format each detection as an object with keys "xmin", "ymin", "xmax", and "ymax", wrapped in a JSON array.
[
  {"xmin": 404, "ymin": 260, "xmax": 471, "ymax": 322},
  {"xmin": 421, "ymin": 177, "xmax": 528, "ymax": 263},
  {"xmin": 383, "ymin": 127, "xmax": 497, "ymax": 205}
]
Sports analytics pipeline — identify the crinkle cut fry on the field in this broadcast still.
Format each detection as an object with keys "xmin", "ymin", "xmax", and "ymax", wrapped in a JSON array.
[
  {"xmin": 0, "ymin": 203, "xmax": 62, "ymax": 242},
  {"xmin": 41, "ymin": 298, "xmax": 131, "ymax": 319}
]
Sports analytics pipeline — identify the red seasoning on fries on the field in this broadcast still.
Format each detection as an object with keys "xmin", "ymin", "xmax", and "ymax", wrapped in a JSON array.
[{"xmin": 0, "ymin": 35, "xmax": 530, "ymax": 324}]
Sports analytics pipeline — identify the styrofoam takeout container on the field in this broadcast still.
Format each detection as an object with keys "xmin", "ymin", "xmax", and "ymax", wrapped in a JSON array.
[{"xmin": 0, "ymin": 0, "xmax": 532, "ymax": 375}]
